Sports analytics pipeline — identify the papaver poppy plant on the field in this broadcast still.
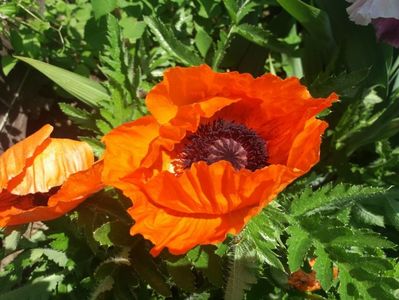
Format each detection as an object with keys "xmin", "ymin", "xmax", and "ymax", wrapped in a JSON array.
[
  {"xmin": 0, "ymin": 124, "xmax": 103, "ymax": 227},
  {"xmin": 102, "ymin": 65, "xmax": 337, "ymax": 256}
]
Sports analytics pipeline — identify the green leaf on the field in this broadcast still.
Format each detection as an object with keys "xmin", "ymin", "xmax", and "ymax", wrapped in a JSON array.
[
  {"xmin": 187, "ymin": 245, "xmax": 224, "ymax": 287},
  {"xmin": 166, "ymin": 256, "xmax": 196, "ymax": 292},
  {"xmin": 59, "ymin": 102, "xmax": 96, "ymax": 130},
  {"xmin": 223, "ymin": 0, "xmax": 257, "ymax": 24},
  {"xmin": 32, "ymin": 248, "xmax": 68, "ymax": 268},
  {"xmin": 96, "ymin": 119, "xmax": 113, "ymax": 134},
  {"xmin": 48, "ymin": 233, "xmax": 69, "ymax": 252},
  {"xmin": 276, "ymin": 0, "xmax": 334, "ymax": 47},
  {"xmin": 1, "ymin": 56, "xmax": 17, "ymax": 76},
  {"xmin": 91, "ymin": 0, "xmax": 117, "ymax": 19},
  {"xmin": 352, "ymin": 204, "xmax": 385, "ymax": 227},
  {"xmin": 144, "ymin": 17, "xmax": 202, "ymax": 66},
  {"xmin": 337, "ymin": 266, "xmax": 358, "ymax": 300},
  {"xmin": 286, "ymin": 225, "xmax": 312, "ymax": 271},
  {"xmin": 0, "ymin": 3, "xmax": 17, "ymax": 18},
  {"xmin": 331, "ymin": 231, "xmax": 395, "ymax": 249},
  {"xmin": 0, "ymin": 275, "xmax": 64, "ymax": 300},
  {"xmin": 223, "ymin": 0, "xmax": 238, "ymax": 23},
  {"xmin": 4, "ymin": 230, "xmax": 21, "ymax": 253},
  {"xmin": 130, "ymin": 242, "xmax": 171, "ymax": 297},
  {"xmin": 194, "ymin": 24, "xmax": 213, "ymax": 57},
  {"xmin": 93, "ymin": 221, "xmax": 131, "ymax": 247},
  {"xmin": 244, "ymin": 207, "xmax": 286, "ymax": 271},
  {"xmin": 90, "ymin": 275, "xmax": 115, "ymax": 300},
  {"xmin": 16, "ymin": 56, "xmax": 109, "ymax": 107},
  {"xmin": 385, "ymin": 198, "xmax": 399, "ymax": 231},
  {"xmin": 290, "ymin": 184, "xmax": 385, "ymax": 217},
  {"xmin": 120, "ymin": 18, "xmax": 146, "ymax": 41},
  {"xmin": 313, "ymin": 244, "xmax": 333, "ymax": 290},
  {"xmin": 225, "ymin": 242, "xmax": 259, "ymax": 300},
  {"xmin": 79, "ymin": 137, "xmax": 105, "ymax": 157},
  {"xmin": 234, "ymin": 23, "xmax": 296, "ymax": 54}
]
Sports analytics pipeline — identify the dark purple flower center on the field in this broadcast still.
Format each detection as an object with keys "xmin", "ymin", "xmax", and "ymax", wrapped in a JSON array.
[{"xmin": 174, "ymin": 119, "xmax": 268, "ymax": 171}]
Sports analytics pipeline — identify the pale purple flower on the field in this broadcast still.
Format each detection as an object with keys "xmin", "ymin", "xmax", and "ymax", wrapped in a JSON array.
[{"xmin": 346, "ymin": 0, "xmax": 399, "ymax": 47}]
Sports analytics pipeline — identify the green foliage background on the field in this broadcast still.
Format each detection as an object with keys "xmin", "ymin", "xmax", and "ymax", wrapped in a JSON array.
[{"xmin": 0, "ymin": 0, "xmax": 399, "ymax": 299}]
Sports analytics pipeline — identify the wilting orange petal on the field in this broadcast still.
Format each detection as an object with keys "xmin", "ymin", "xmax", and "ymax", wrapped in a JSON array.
[
  {"xmin": 0, "ymin": 161, "xmax": 104, "ymax": 227},
  {"xmin": 0, "ymin": 124, "xmax": 53, "ymax": 191},
  {"xmin": 10, "ymin": 138, "xmax": 94, "ymax": 195}
]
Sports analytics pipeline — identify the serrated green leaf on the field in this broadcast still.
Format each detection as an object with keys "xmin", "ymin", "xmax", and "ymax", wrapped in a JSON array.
[
  {"xmin": 90, "ymin": 275, "xmax": 115, "ymax": 300},
  {"xmin": 291, "ymin": 184, "xmax": 385, "ymax": 217},
  {"xmin": 79, "ymin": 137, "xmax": 104, "ymax": 157},
  {"xmin": 144, "ymin": 17, "xmax": 202, "ymax": 66},
  {"xmin": 337, "ymin": 266, "xmax": 358, "ymax": 300},
  {"xmin": 96, "ymin": 119, "xmax": 112, "ymax": 134},
  {"xmin": 225, "ymin": 242, "xmax": 259, "ymax": 300},
  {"xmin": 286, "ymin": 225, "xmax": 312, "ymax": 271},
  {"xmin": 16, "ymin": 56, "xmax": 108, "ymax": 107},
  {"xmin": 48, "ymin": 233, "xmax": 69, "ymax": 252},
  {"xmin": 236, "ymin": 1, "xmax": 257, "ymax": 23},
  {"xmin": 59, "ymin": 102, "xmax": 96, "ymax": 130},
  {"xmin": 385, "ymin": 198, "xmax": 399, "ymax": 231},
  {"xmin": 166, "ymin": 256, "xmax": 196, "ymax": 292},
  {"xmin": 352, "ymin": 204, "xmax": 385, "ymax": 227},
  {"xmin": 331, "ymin": 231, "xmax": 395, "ymax": 249},
  {"xmin": 130, "ymin": 243, "xmax": 171, "ymax": 297},
  {"xmin": 4, "ymin": 230, "xmax": 21, "ymax": 253},
  {"xmin": 223, "ymin": 0, "xmax": 257, "ymax": 24},
  {"xmin": 223, "ymin": 0, "xmax": 238, "ymax": 23},
  {"xmin": 313, "ymin": 244, "xmax": 333, "ymax": 290},
  {"xmin": 40, "ymin": 248, "xmax": 68, "ymax": 267},
  {"xmin": 93, "ymin": 221, "xmax": 131, "ymax": 247},
  {"xmin": 188, "ymin": 245, "xmax": 224, "ymax": 287},
  {"xmin": 234, "ymin": 23, "xmax": 296, "ymax": 54},
  {"xmin": 0, "ymin": 274, "xmax": 64, "ymax": 300}
]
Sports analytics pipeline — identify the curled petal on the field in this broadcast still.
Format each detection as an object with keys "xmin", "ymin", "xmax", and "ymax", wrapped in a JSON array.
[
  {"xmin": 146, "ymin": 65, "xmax": 253, "ymax": 124},
  {"xmin": 11, "ymin": 138, "xmax": 94, "ymax": 195},
  {"xmin": 0, "ymin": 161, "xmax": 104, "ymax": 227},
  {"xmin": 0, "ymin": 124, "xmax": 53, "ymax": 191}
]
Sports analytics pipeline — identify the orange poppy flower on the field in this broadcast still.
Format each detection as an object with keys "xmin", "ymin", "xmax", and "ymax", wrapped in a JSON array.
[
  {"xmin": 0, "ymin": 124, "xmax": 103, "ymax": 227},
  {"xmin": 288, "ymin": 258, "xmax": 339, "ymax": 292},
  {"xmin": 102, "ymin": 65, "xmax": 337, "ymax": 256}
]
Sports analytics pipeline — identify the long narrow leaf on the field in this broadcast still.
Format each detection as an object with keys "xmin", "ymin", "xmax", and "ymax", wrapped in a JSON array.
[{"xmin": 15, "ymin": 56, "xmax": 109, "ymax": 107}]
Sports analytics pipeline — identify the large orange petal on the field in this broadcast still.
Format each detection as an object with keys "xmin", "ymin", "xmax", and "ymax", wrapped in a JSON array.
[
  {"xmin": 127, "ymin": 188, "xmax": 254, "ymax": 256},
  {"xmin": 287, "ymin": 118, "xmax": 329, "ymax": 172},
  {"xmin": 0, "ymin": 124, "xmax": 53, "ymax": 191},
  {"xmin": 157, "ymin": 96, "xmax": 240, "ymax": 151},
  {"xmin": 146, "ymin": 65, "xmax": 253, "ymax": 124},
  {"xmin": 10, "ymin": 138, "xmax": 94, "ymax": 195},
  {"xmin": 214, "ymin": 76, "xmax": 337, "ymax": 168},
  {"xmin": 130, "ymin": 161, "xmax": 297, "ymax": 216},
  {"xmin": 0, "ymin": 161, "xmax": 104, "ymax": 227},
  {"xmin": 102, "ymin": 116, "xmax": 161, "ymax": 190}
]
